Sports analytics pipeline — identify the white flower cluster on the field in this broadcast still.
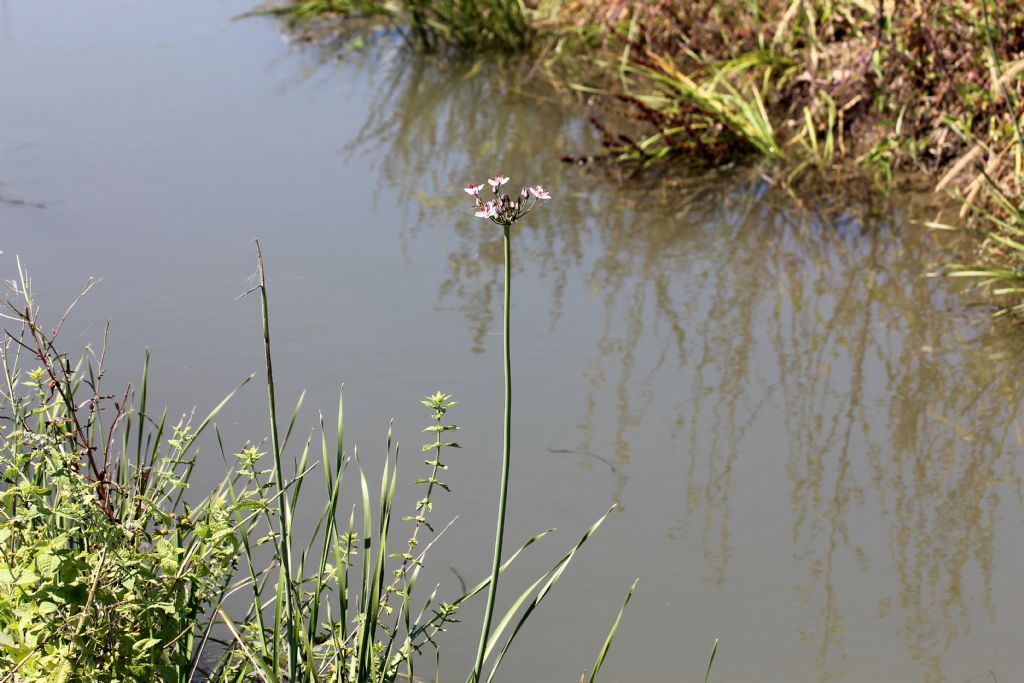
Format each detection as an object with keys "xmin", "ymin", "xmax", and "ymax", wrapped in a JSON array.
[{"xmin": 464, "ymin": 174, "xmax": 550, "ymax": 227}]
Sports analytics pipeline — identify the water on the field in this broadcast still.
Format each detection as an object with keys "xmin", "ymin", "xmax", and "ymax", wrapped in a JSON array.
[{"xmin": 3, "ymin": 2, "xmax": 1024, "ymax": 681}]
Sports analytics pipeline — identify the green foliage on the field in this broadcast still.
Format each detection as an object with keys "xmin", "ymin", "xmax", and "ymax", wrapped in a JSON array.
[
  {"xmin": 578, "ymin": 49, "xmax": 785, "ymax": 166},
  {"xmin": 0, "ymin": 266, "xmax": 240, "ymax": 681},
  {"xmin": 946, "ymin": 163, "xmax": 1024, "ymax": 314},
  {"xmin": 0, "ymin": 436, "xmax": 236, "ymax": 680},
  {"xmin": 208, "ymin": 386, "xmax": 470, "ymax": 682},
  {"xmin": 932, "ymin": 0, "xmax": 1024, "ymax": 314},
  {"xmin": 0, "ymin": 245, "xmax": 645, "ymax": 682},
  {"xmin": 256, "ymin": 0, "xmax": 542, "ymax": 53},
  {"xmin": 201, "ymin": 245, "xmax": 631, "ymax": 683}
]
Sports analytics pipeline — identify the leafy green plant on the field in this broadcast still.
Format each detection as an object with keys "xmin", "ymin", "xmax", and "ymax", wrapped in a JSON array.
[
  {"xmin": 208, "ymin": 384, "xmax": 480, "ymax": 682},
  {"xmin": 0, "ymin": 264, "xmax": 243, "ymax": 681}
]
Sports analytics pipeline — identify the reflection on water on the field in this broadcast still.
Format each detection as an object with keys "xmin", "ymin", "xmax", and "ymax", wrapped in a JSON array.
[
  {"xmin": 339, "ymin": 53, "xmax": 1024, "ymax": 681},
  {"xmin": 3, "ymin": 6, "xmax": 1024, "ymax": 678}
]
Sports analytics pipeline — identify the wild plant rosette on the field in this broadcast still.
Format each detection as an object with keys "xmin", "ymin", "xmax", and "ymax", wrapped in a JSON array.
[{"xmin": 464, "ymin": 174, "xmax": 550, "ymax": 227}]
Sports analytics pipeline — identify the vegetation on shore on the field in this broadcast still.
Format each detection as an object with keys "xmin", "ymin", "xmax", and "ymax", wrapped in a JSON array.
[
  {"xmin": 0, "ymin": 216, "xmax": 662, "ymax": 679},
  {"xmin": 259, "ymin": 0, "xmax": 1024, "ymax": 315}
]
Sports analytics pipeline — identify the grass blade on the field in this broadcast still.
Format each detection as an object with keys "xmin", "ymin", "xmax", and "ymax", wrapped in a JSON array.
[
  {"xmin": 704, "ymin": 638, "xmax": 719, "ymax": 683},
  {"xmin": 587, "ymin": 579, "xmax": 637, "ymax": 683}
]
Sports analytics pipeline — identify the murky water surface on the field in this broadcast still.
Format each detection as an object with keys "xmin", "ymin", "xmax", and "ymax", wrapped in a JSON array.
[{"xmin": 3, "ymin": 3, "xmax": 1024, "ymax": 681}]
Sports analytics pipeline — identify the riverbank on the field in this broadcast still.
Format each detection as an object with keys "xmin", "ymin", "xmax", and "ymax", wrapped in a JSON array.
[
  {"xmin": 5, "ymin": 3, "xmax": 1024, "ymax": 678},
  {"xmin": 261, "ymin": 0, "xmax": 1024, "ymax": 316}
]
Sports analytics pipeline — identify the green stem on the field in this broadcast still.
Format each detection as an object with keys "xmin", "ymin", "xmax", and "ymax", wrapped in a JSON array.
[
  {"xmin": 255, "ymin": 242, "xmax": 297, "ymax": 679},
  {"xmin": 471, "ymin": 224, "xmax": 513, "ymax": 683}
]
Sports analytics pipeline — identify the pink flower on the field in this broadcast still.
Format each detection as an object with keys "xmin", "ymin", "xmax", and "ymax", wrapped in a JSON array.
[
  {"xmin": 464, "ymin": 183, "xmax": 483, "ymax": 196},
  {"xmin": 475, "ymin": 201, "xmax": 498, "ymax": 218},
  {"xmin": 487, "ymin": 175, "xmax": 510, "ymax": 188},
  {"xmin": 529, "ymin": 185, "xmax": 551, "ymax": 200}
]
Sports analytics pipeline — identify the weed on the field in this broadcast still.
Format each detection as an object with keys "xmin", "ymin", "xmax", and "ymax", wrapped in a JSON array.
[{"xmin": 0, "ymin": 264, "xmax": 244, "ymax": 680}]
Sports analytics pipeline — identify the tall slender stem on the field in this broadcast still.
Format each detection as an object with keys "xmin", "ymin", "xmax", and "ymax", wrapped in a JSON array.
[
  {"xmin": 255, "ymin": 242, "xmax": 297, "ymax": 679},
  {"xmin": 471, "ymin": 224, "xmax": 513, "ymax": 683}
]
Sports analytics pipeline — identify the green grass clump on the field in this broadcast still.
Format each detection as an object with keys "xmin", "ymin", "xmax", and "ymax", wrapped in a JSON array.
[
  {"xmin": 573, "ymin": 0, "xmax": 1019, "ymax": 178},
  {"xmin": 576, "ymin": 49, "xmax": 784, "ymax": 166},
  {"xmin": 256, "ymin": 0, "xmax": 543, "ymax": 52},
  {"xmin": 947, "ymin": 181, "xmax": 1024, "ymax": 316},
  {"xmin": 925, "ymin": 0, "xmax": 1024, "ymax": 314}
]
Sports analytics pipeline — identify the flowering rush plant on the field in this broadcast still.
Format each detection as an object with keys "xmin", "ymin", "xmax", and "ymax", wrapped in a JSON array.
[
  {"xmin": 461, "ymin": 173, "xmax": 641, "ymax": 683},
  {"xmin": 465, "ymin": 174, "xmax": 550, "ymax": 227},
  {"xmin": 462, "ymin": 172, "xmax": 553, "ymax": 683}
]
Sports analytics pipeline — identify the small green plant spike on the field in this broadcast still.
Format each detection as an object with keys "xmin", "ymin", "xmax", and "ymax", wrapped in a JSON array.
[
  {"xmin": 413, "ymin": 391, "xmax": 460, "ymax": 527},
  {"xmin": 389, "ymin": 392, "xmax": 459, "ymax": 582}
]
